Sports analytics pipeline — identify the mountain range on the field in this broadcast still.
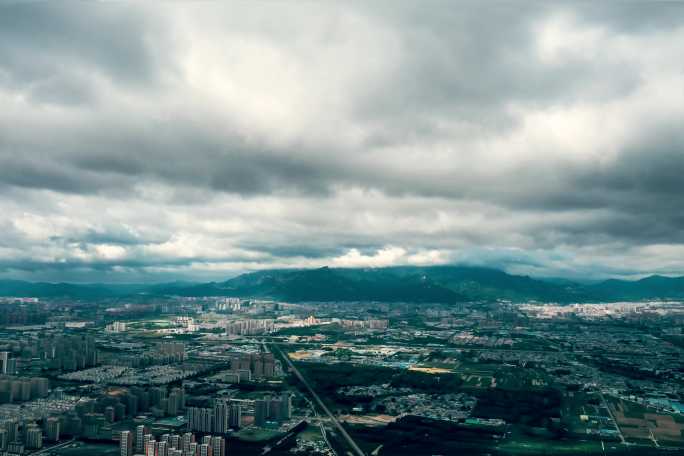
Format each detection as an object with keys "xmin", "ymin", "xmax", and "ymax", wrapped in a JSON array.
[{"xmin": 2, "ymin": 266, "xmax": 684, "ymax": 303}]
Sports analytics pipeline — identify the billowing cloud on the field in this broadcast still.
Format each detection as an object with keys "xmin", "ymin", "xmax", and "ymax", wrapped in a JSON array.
[{"xmin": 1, "ymin": 1, "xmax": 684, "ymax": 282}]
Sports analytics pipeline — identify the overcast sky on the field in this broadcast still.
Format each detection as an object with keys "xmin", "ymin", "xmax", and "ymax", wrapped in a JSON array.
[{"xmin": 1, "ymin": 1, "xmax": 684, "ymax": 282}]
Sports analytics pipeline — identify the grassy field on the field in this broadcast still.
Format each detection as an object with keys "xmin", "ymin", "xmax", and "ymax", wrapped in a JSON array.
[
  {"xmin": 298, "ymin": 425, "xmax": 326, "ymax": 443},
  {"xmin": 51, "ymin": 442, "xmax": 120, "ymax": 456},
  {"xmin": 233, "ymin": 427, "xmax": 284, "ymax": 442},
  {"xmin": 496, "ymin": 438, "xmax": 604, "ymax": 455},
  {"xmin": 496, "ymin": 437, "xmax": 673, "ymax": 455}
]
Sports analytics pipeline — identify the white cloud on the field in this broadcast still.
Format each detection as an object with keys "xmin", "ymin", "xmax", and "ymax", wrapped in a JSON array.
[{"xmin": 332, "ymin": 247, "xmax": 407, "ymax": 267}]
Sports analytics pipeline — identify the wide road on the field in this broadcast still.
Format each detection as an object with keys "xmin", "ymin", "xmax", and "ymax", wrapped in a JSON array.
[
  {"xmin": 599, "ymin": 392, "xmax": 626, "ymax": 444},
  {"xmin": 302, "ymin": 395, "xmax": 337, "ymax": 456},
  {"xmin": 270, "ymin": 343, "xmax": 366, "ymax": 456},
  {"xmin": 31, "ymin": 438, "xmax": 76, "ymax": 455}
]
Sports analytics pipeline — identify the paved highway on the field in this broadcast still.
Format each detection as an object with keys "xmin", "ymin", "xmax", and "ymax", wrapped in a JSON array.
[
  {"xmin": 270, "ymin": 343, "xmax": 366, "ymax": 456},
  {"xmin": 31, "ymin": 439, "xmax": 76, "ymax": 455},
  {"xmin": 303, "ymin": 395, "xmax": 337, "ymax": 456},
  {"xmin": 599, "ymin": 392, "xmax": 626, "ymax": 444}
]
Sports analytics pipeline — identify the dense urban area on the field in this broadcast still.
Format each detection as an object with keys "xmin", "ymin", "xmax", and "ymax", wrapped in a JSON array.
[{"xmin": 0, "ymin": 285, "xmax": 682, "ymax": 456}]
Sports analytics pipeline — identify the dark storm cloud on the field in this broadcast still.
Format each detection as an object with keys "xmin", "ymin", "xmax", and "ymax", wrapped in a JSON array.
[
  {"xmin": 0, "ymin": 1, "xmax": 669, "ymax": 199},
  {"xmin": 238, "ymin": 244, "xmax": 344, "ymax": 260},
  {"xmin": 1, "ymin": 1, "xmax": 684, "ymax": 280},
  {"xmin": 574, "ymin": 2, "xmax": 684, "ymax": 33},
  {"xmin": 0, "ymin": 2, "xmax": 165, "ymax": 91},
  {"xmin": 498, "ymin": 121, "xmax": 684, "ymax": 247},
  {"xmin": 67, "ymin": 132, "xmax": 344, "ymax": 196},
  {"xmin": 239, "ymin": 239, "xmax": 400, "ymax": 261},
  {"xmin": 0, "ymin": 156, "xmax": 131, "ymax": 194},
  {"xmin": 354, "ymin": 2, "xmax": 644, "ymax": 130},
  {"xmin": 55, "ymin": 226, "xmax": 166, "ymax": 247}
]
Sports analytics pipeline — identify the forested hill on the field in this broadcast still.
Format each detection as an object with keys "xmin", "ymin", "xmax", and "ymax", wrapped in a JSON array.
[{"xmin": 3, "ymin": 266, "xmax": 684, "ymax": 303}]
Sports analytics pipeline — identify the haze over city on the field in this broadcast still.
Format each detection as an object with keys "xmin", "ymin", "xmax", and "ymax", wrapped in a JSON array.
[{"xmin": 2, "ymin": 2, "xmax": 684, "ymax": 283}]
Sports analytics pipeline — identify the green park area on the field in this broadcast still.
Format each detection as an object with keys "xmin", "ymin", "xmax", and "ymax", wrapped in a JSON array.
[
  {"xmin": 233, "ymin": 427, "xmax": 284, "ymax": 443},
  {"xmin": 51, "ymin": 442, "xmax": 120, "ymax": 456}
]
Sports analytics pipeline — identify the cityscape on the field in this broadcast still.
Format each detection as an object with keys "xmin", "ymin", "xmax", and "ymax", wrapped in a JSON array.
[
  {"xmin": 0, "ymin": 284, "xmax": 681, "ymax": 455},
  {"xmin": 2, "ymin": 1, "xmax": 684, "ymax": 455}
]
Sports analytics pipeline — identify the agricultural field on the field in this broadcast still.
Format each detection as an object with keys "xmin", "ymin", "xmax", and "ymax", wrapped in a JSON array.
[{"xmin": 607, "ymin": 396, "xmax": 684, "ymax": 447}]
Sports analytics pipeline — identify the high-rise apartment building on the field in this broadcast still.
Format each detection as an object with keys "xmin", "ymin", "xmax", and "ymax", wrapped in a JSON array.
[{"xmin": 120, "ymin": 430, "xmax": 132, "ymax": 456}]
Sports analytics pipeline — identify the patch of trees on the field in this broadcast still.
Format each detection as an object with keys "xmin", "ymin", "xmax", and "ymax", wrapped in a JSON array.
[
  {"xmin": 296, "ymin": 362, "xmax": 395, "ymax": 395},
  {"xmin": 591, "ymin": 356, "xmax": 666, "ymax": 382},
  {"xmin": 348, "ymin": 416, "xmax": 500, "ymax": 456},
  {"xmin": 472, "ymin": 387, "xmax": 562, "ymax": 429},
  {"xmin": 390, "ymin": 370, "xmax": 463, "ymax": 393}
]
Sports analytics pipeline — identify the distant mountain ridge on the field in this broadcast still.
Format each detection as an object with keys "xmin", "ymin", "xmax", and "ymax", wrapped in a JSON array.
[
  {"xmin": 0, "ymin": 279, "xmax": 141, "ymax": 299},
  {"xmin": 585, "ymin": 275, "xmax": 684, "ymax": 301},
  {"xmin": 2, "ymin": 266, "xmax": 684, "ymax": 303}
]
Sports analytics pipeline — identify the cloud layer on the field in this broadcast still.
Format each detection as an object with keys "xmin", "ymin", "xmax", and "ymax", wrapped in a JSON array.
[{"xmin": 1, "ymin": 1, "xmax": 684, "ymax": 282}]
